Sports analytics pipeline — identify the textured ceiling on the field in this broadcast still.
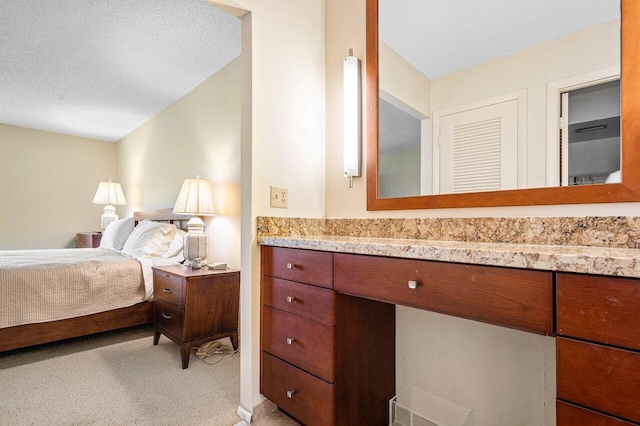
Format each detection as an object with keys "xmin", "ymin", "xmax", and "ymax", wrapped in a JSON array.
[
  {"xmin": 379, "ymin": 0, "xmax": 620, "ymax": 80},
  {"xmin": 0, "ymin": 0, "xmax": 241, "ymax": 142}
]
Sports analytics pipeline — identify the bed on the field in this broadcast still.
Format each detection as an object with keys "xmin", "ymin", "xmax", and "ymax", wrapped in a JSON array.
[{"xmin": 0, "ymin": 209, "xmax": 189, "ymax": 352}]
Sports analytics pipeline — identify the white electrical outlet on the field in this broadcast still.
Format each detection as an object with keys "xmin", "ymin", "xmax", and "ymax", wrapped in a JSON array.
[
  {"xmin": 270, "ymin": 185, "xmax": 288, "ymax": 208},
  {"xmin": 236, "ymin": 405, "xmax": 252, "ymax": 423}
]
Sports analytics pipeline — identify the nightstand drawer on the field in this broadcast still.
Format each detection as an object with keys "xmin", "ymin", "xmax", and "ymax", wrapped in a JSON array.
[
  {"xmin": 262, "ymin": 246, "xmax": 333, "ymax": 289},
  {"xmin": 557, "ymin": 337, "xmax": 640, "ymax": 423},
  {"xmin": 262, "ymin": 352, "xmax": 334, "ymax": 426},
  {"xmin": 262, "ymin": 306, "xmax": 334, "ymax": 382},
  {"xmin": 153, "ymin": 272, "xmax": 184, "ymax": 308},
  {"xmin": 76, "ymin": 232, "xmax": 102, "ymax": 248},
  {"xmin": 154, "ymin": 302, "xmax": 183, "ymax": 339},
  {"xmin": 263, "ymin": 276, "xmax": 334, "ymax": 326},
  {"xmin": 557, "ymin": 273, "xmax": 640, "ymax": 350}
]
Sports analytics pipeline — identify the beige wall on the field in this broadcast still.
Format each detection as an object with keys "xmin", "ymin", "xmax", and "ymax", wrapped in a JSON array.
[
  {"xmin": 379, "ymin": 40, "xmax": 430, "ymax": 119},
  {"xmin": 224, "ymin": 0, "xmax": 327, "ymax": 413},
  {"xmin": 116, "ymin": 57, "xmax": 242, "ymax": 269},
  {"xmin": 0, "ymin": 123, "xmax": 116, "ymax": 249}
]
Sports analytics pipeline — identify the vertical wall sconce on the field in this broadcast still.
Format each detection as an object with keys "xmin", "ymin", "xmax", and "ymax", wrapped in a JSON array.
[{"xmin": 343, "ymin": 48, "xmax": 361, "ymax": 188}]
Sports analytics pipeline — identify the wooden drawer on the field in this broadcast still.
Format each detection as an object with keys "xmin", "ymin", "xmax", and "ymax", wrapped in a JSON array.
[
  {"xmin": 262, "ymin": 306, "xmax": 334, "ymax": 382},
  {"xmin": 557, "ymin": 401, "xmax": 635, "ymax": 426},
  {"xmin": 263, "ymin": 276, "xmax": 334, "ymax": 326},
  {"xmin": 76, "ymin": 233, "xmax": 101, "ymax": 248},
  {"xmin": 557, "ymin": 337, "xmax": 640, "ymax": 423},
  {"xmin": 334, "ymin": 253, "xmax": 553, "ymax": 334},
  {"xmin": 154, "ymin": 302, "xmax": 183, "ymax": 340},
  {"xmin": 153, "ymin": 272, "xmax": 184, "ymax": 309},
  {"xmin": 557, "ymin": 273, "xmax": 640, "ymax": 350},
  {"xmin": 262, "ymin": 246, "xmax": 333, "ymax": 289},
  {"xmin": 262, "ymin": 352, "xmax": 334, "ymax": 426}
]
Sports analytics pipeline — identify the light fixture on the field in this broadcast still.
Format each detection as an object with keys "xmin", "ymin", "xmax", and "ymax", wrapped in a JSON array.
[
  {"xmin": 343, "ymin": 48, "xmax": 362, "ymax": 188},
  {"xmin": 172, "ymin": 176, "xmax": 219, "ymax": 266},
  {"xmin": 92, "ymin": 180, "xmax": 127, "ymax": 231}
]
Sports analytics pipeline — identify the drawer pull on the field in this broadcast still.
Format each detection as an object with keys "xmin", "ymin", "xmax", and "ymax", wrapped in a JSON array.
[
  {"xmin": 408, "ymin": 280, "xmax": 418, "ymax": 289},
  {"xmin": 286, "ymin": 296, "xmax": 295, "ymax": 303},
  {"xmin": 286, "ymin": 263, "xmax": 294, "ymax": 269},
  {"xmin": 286, "ymin": 337, "xmax": 295, "ymax": 345},
  {"xmin": 162, "ymin": 288, "xmax": 172, "ymax": 293},
  {"xmin": 162, "ymin": 313, "xmax": 171, "ymax": 320},
  {"xmin": 286, "ymin": 389, "xmax": 295, "ymax": 399}
]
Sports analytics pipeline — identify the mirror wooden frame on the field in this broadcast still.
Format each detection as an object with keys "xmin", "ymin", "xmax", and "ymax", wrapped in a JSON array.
[{"xmin": 366, "ymin": 0, "xmax": 640, "ymax": 210}]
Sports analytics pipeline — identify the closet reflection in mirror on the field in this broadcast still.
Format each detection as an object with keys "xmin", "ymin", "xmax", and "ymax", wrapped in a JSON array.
[{"xmin": 378, "ymin": 0, "xmax": 621, "ymax": 198}]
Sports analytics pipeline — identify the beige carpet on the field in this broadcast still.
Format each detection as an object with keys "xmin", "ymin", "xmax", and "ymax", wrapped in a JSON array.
[{"xmin": 0, "ymin": 325, "xmax": 241, "ymax": 425}]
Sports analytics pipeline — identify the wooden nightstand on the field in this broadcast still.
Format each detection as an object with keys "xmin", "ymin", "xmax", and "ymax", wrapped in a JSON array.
[
  {"xmin": 152, "ymin": 265, "xmax": 240, "ymax": 369},
  {"xmin": 76, "ymin": 232, "xmax": 102, "ymax": 248}
]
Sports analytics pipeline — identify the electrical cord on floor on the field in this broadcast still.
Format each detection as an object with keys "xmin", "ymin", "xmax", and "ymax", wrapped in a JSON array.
[
  {"xmin": 199, "ymin": 349, "xmax": 239, "ymax": 365},
  {"xmin": 191, "ymin": 342, "xmax": 239, "ymax": 365}
]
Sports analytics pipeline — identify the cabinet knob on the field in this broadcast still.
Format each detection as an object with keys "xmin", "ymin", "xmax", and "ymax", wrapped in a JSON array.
[
  {"xmin": 408, "ymin": 280, "xmax": 418, "ymax": 289},
  {"xmin": 286, "ymin": 296, "xmax": 295, "ymax": 303},
  {"xmin": 162, "ymin": 288, "xmax": 172, "ymax": 293},
  {"xmin": 286, "ymin": 337, "xmax": 295, "ymax": 345},
  {"xmin": 286, "ymin": 263, "xmax": 294, "ymax": 269},
  {"xmin": 286, "ymin": 389, "xmax": 295, "ymax": 399},
  {"xmin": 162, "ymin": 313, "xmax": 171, "ymax": 320}
]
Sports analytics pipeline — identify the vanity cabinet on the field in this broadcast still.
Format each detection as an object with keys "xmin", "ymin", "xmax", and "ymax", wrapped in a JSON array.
[
  {"xmin": 260, "ymin": 246, "xmax": 395, "ymax": 426},
  {"xmin": 262, "ymin": 246, "xmax": 640, "ymax": 425},
  {"xmin": 556, "ymin": 273, "xmax": 640, "ymax": 424},
  {"xmin": 556, "ymin": 401, "xmax": 635, "ymax": 426}
]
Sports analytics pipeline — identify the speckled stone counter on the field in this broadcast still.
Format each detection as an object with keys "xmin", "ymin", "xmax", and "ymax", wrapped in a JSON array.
[{"xmin": 257, "ymin": 216, "xmax": 640, "ymax": 278}]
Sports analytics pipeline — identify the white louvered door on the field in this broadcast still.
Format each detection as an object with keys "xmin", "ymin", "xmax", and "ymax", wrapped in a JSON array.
[{"xmin": 437, "ymin": 99, "xmax": 518, "ymax": 194}]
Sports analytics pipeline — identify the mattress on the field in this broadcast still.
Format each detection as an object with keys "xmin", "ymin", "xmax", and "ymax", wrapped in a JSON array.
[{"xmin": 0, "ymin": 248, "xmax": 145, "ymax": 329}]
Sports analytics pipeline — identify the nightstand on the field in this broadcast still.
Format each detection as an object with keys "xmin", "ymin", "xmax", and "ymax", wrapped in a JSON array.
[
  {"xmin": 152, "ymin": 265, "xmax": 240, "ymax": 369},
  {"xmin": 76, "ymin": 232, "xmax": 102, "ymax": 248}
]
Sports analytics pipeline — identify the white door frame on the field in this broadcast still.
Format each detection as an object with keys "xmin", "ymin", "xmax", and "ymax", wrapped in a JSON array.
[{"xmin": 545, "ymin": 66, "xmax": 620, "ymax": 187}]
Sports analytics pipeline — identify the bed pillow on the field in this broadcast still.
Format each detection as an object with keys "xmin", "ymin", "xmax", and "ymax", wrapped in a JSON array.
[
  {"xmin": 99, "ymin": 217, "xmax": 135, "ymax": 251},
  {"xmin": 161, "ymin": 229, "xmax": 186, "ymax": 259},
  {"xmin": 122, "ymin": 220, "xmax": 176, "ymax": 258}
]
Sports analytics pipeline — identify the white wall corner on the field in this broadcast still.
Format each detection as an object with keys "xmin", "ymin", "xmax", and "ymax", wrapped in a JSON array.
[{"xmin": 207, "ymin": 0, "xmax": 250, "ymax": 19}]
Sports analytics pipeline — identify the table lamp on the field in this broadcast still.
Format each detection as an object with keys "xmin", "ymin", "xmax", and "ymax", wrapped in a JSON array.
[
  {"xmin": 92, "ymin": 180, "xmax": 127, "ymax": 231},
  {"xmin": 172, "ymin": 176, "xmax": 219, "ymax": 266}
]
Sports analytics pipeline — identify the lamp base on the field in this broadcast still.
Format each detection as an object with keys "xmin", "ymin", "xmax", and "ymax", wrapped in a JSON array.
[
  {"xmin": 101, "ymin": 205, "xmax": 118, "ymax": 231},
  {"xmin": 183, "ymin": 216, "xmax": 208, "ymax": 266}
]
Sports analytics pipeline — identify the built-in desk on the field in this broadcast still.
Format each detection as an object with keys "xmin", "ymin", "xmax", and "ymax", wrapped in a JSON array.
[{"xmin": 259, "ymin": 237, "xmax": 640, "ymax": 426}]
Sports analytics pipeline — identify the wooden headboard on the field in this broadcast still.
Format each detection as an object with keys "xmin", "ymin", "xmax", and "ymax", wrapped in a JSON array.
[{"xmin": 133, "ymin": 208, "xmax": 190, "ymax": 231}]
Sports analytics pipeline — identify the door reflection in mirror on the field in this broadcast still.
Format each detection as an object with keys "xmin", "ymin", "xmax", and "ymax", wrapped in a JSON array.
[{"xmin": 561, "ymin": 79, "xmax": 621, "ymax": 186}]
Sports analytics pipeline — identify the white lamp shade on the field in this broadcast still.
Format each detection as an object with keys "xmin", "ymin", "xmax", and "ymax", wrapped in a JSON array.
[
  {"xmin": 172, "ymin": 178, "xmax": 220, "ymax": 216},
  {"xmin": 92, "ymin": 181, "xmax": 127, "ymax": 205}
]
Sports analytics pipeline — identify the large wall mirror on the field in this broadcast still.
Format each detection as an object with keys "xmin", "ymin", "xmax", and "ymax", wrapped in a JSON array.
[{"xmin": 366, "ymin": 0, "xmax": 640, "ymax": 209}]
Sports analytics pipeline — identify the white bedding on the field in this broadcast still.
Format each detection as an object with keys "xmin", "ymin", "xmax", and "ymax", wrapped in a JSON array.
[{"xmin": 0, "ymin": 248, "xmax": 179, "ymax": 329}]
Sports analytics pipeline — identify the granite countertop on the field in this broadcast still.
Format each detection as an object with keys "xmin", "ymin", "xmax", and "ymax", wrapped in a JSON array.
[{"xmin": 258, "ymin": 235, "xmax": 640, "ymax": 278}]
